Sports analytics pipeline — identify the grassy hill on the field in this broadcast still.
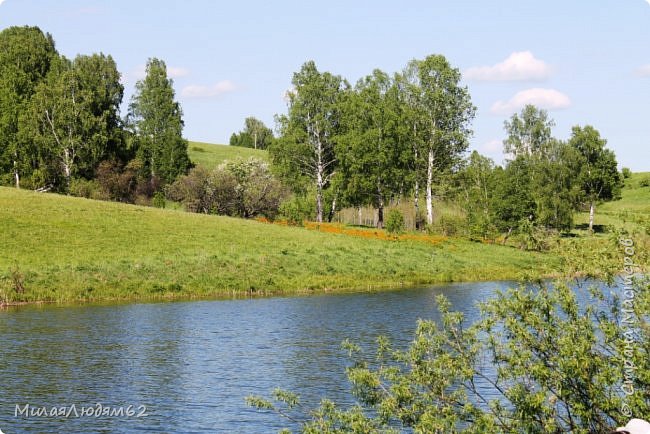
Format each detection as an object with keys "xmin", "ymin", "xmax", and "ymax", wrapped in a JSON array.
[
  {"xmin": 575, "ymin": 172, "xmax": 650, "ymax": 232},
  {"xmin": 188, "ymin": 141, "xmax": 268, "ymax": 169},
  {"xmin": 0, "ymin": 187, "xmax": 565, "ymax": 304}
]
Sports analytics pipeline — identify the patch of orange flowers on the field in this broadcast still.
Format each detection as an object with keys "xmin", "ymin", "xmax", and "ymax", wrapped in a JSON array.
[{"xmin": 255, "ymin": 217, "xmax": 445, "ymax": 245}]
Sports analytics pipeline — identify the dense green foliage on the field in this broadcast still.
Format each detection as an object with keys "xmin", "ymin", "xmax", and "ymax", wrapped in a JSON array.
[
  {"xmin": 448, "ymin": 106, "xmax": 623, "ymax": 246},
  {"xmin": 0, "ymin": 26, "xmax": 189, "ymax": 200},
  {"xmin": 0, "ymin": 26, "xmax": 57, "ymax": 188},
  {"xmin": 229, "ymin": 117, "xmax": 274, "ymax": 150},
  {"xmin": 385, "ymin": 209, "xmax": 405, "ymax": 235},
  {"xmin": 127, "ymin": 57, "xmax": 191, "ymax": 184},
  {"xmin": 336, "ymin": 70, "xmax": 407, "ymax": 228},
  {"xmin": 271, "ymin": 56, "xmax": 474, "ymax": 228},
  {"xmin": 271, "ymin": 61, "xmax": 348, "ymax": 223},
  {"xmin": 23, "ymin": 53, "xmax": 124, "ymax": 189}
]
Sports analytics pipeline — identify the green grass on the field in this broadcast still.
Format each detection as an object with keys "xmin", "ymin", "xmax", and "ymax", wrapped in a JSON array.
[
  {"xmin": 0, "ymin": 187, "xmax": 565, "ymax": 304},
  {"xmin": 188, "ymin": 141, "xmax": 268, "ymax": 169}
]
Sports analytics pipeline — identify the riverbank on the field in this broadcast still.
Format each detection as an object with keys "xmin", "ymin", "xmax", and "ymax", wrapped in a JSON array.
[{"xmin": 0, "ymin": 187, "xmax": 574, "ymax": 305}]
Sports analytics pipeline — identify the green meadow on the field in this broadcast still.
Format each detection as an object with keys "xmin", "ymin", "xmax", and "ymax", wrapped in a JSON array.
[
  {"xmin": 0, "ymin": 186, "xmax": 565, "ymax": 304},
  {"xmin": 1, "ymin": 138, "xmax": 646, "ymax": 305}
]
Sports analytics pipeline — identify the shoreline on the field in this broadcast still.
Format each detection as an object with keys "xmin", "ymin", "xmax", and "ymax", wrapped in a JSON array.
[{"xmin": 0, "ymin": 271, "xmax": 569, "ymax": 309}]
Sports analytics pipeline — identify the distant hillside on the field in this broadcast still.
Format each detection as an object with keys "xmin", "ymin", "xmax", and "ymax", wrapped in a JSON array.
[
  {"xmin": 188, "ymin": 141, "xmax": 268, "ymax": 169},
  {"xmin": 575, "ymin": 171, "xmax": 650, "ymax": 231}
]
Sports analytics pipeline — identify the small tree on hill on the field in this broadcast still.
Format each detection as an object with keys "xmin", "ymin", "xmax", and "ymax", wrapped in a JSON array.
[
  {"xmin": 569, "ymin": 125, "xmax": 622, "ymax": 232},
  {"xmin": 230, "ymin": 117, "xmax": 274, "ymax": 150}
]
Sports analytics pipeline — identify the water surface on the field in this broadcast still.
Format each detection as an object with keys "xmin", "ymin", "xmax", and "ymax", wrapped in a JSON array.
[{"xmin": 0, "ymin": 281, "xmax": 540, "ymax": 433}]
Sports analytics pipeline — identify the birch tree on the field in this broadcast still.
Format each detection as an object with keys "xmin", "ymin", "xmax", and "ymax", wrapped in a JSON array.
[
  {"xmin": 503, "ymin": 104, "xmax": 554, "ymax": 160},
  {"xmin": 405, "ymin": 55, "xmax": 475, "ymax": 226},
  {"xmin": 569, "ymin": 125, "xmax": 622, "ymax": 232},
  {"xmin": 271, "ymin": 61, "xmax": 348, "ymax": 223},
  {"xmin": 395, "ymin": 65, "xmax": 428, "ymax": 229},
  {"xmin": 22, "ymin": 53, "xmax": 123, "ymax": 190}
]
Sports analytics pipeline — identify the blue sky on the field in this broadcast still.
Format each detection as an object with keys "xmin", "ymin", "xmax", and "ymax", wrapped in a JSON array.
[{"xmin": 1, "ymin": 0, "xmax": 649, "ymax": 170}]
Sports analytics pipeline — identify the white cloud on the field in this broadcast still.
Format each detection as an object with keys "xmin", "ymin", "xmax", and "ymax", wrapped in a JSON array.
[
  {"xmin": 129, "ymin": 65, "xmax": 147, "ymax": 81},
  {"xmin": 490, "ymin": 88, "xmax": 571, "ymax": 115},
  {"xmin": 181, "ymin": 80, "xmax": 237, "ymax": 98},
  {"xmin": 465, "ymin": 51, "xmax": 551, "ymax": 82},
  {"xmin": 480, "ymin": 139, "xmax": 503, "ymax": 154},
  {"xmin": 0, "ymin": 0, "xmax": 6, "ymax": 5},
  {"xmin": 167, "ymin": 66, "xmax": 190, "ymax": 78},
  {"xmin": 635, "ymin": 64, "xmax": 650, "ymax": 77},
  {"xmin": 646, "ymin": 0, "xmax": 650, "ymax": 6}
]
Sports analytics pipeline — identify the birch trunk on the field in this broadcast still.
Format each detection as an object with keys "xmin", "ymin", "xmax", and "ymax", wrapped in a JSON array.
[
  {"xmin": 414, "ymin": 145, "xmax": 420, "ymax": 230},
  {"xmin": 13, "ymin": 160, "xmax": 20, "ymax": 189},
  {"xmin": 426, "ymin": 147, "xmax": 434, "ymax": 225},
  {"xmin": 316, "ymin": 154, "xmax": 323, "ymax": 224},
  {"xmin": 589, "ymin": 201, "xmax": 595, "ymax": 232},
  {"xmin": 327, "ymin": 196, "xmax": 337, "ymax": 223},
  {"xmin": 63, "ymin": 148, "xmax": 72, "ymax": 190}
]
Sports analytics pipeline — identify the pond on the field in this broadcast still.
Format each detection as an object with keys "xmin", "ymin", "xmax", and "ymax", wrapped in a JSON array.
[{"xmin": 0, "ymin": 280, "xmax": 603, "ymax": 433}]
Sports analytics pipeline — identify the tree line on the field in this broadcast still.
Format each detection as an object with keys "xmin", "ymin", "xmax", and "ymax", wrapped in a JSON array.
[
  {"xmin": 453, "ymin": 104, "xmax": 622, "ymax": 246},
  {"xmin": 270, "ymin": 56, "xmax": 475, "ymax": 228},
  {"xmin": 1, "ymin": 26, "xmax": 623, "ymax": 239},
  {"xmin": 266, "ymin": 58, "xmax": 622, "ymax": 238},
  {"xmin": 0, "ymin": 26, "xmax": 191, "ymax": 202}
]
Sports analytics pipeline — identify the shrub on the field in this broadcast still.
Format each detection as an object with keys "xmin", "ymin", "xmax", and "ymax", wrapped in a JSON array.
[
  {"xmin": 468, "ymin": 214, "xmax": 498, "ymax": 241},
  {"xmin": 429, "ymin": 213, "xmax": 466, "ymax": 237},
  {"xmin": 385, "ymin": 209, "xmax": 405, "ymax": 235},
  {"xmin": 441, "ymin": 214, "xmax": 463, "ymax": 236},
  {"xmin": 279, "ymin": 195, "xmax": 314, "ymax": 226},
  {"xmin": 166, "ymin": 166, "xmax": 210, "ymax": 212},
  {"xmin": 621, "ymin": 167, "xmax": 632, "ymax": 179},
  {"xmin": 95, "ymin": 158, "xmax": 160, "ymax": 203},
  {"xmin": 152, "ymin": 191, "xmax": 166, "ymax": 208},
  {"xmin": 68, "ymin": 178, "xmax": 107, "ymax": 200},
  {"xmin": 25, "ymin": 168, "xmax": 52, "ymax": 191},
  {"xmin": 168, "ymin": 158, "xmax": 288, "ymax": 219},
  {"xmin": 205, "ymin": 169, "xmax": 239, "ymax": 216},
  {"xmin": 640, "ymin": 176, "xmax": 650, "ymax": 188},
  {"xmin": 515, "ymin": 218, "xmax": 550, "ymax": 251},
  {"xmin": 225, "ymin": 158, "xmax": 288, "ymax": 219}
]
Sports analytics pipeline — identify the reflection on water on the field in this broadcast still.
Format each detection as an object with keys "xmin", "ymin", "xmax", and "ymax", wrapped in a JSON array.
[{"xmin": 0, "ymin": 281, "xmax": 519, "ymax": 432}]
